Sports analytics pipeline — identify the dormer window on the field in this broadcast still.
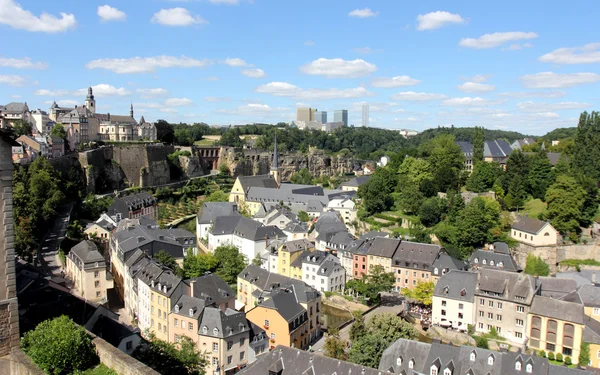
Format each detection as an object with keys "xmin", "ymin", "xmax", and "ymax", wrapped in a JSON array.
[
  {"xmin": 409, "ymin": 359, "xmax": 414, "ymax": 369},
  {"xmin": 189, "ymin": 308, "xmax": 194, "ymax": 317},
  {"xmin": 397, "ymin": 357, "xmax": 403, "ymax": 366},
  {"xmin": 474, "ymin": 258, "xmax": 479, "ymax": 264},
  {"xmin": 434, "ymin": 268, "xmax": 439, "ymax": 275},
  {"xmin": 443, "ymin": 369, "xmax": 451, "ymax": 375},
  {"xmin": 202, "ymin": 326, "xmax": 208, "ymax": 334},
  {"xmin": 487, "ymin": 355, "xmax": 494, "ymax": 365},
  {"xmin": 213, "ymin": 328, "xmax": 219, "ymax": 336},
  {"xmin": 515, "ymin": 362, "xmax": 522, "ymax": 371},
  {"xmin": 163, "ymin": 285, "xmax": 167, "ymax": 293},
  {"xmin": 460, "ymin": 288, "xmax": 467, "ymax": 297},
  {"xmin": 526, "ymin": 364, "xmax": 532, "ymax": 373},
  {"xmin": 158, "ymin": 283, "xmax": 161, "ymax": 290},
  {"xmin": 498, "ymin": 262, "xmax": 504, "ymax": 268},
  {"xmin": 470, "ymin": 351, "xmax": 476, "ymax": 361},
  {"xmin": 482, "ymin": 259, "xmax": 487, "ymax": 265},
  {"xmin": 430, "ymin": 365, "xmax": 438, "ymax": 375},
  {"xmin": 174, "ymin": 305, "xmax": 179, "ymax": 313},
  {"xmin": 490, "ymin": 260, "xmax": 495, "ymax": 266},
  {"xmin": 444, "ymin": 286, "xmax": 449, "ymax": 295}
]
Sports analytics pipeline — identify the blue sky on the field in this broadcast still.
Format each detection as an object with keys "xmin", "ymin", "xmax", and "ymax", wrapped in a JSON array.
[{"xmin": 1, "ymin": 0, "xmax": 599, "ymax": 135}]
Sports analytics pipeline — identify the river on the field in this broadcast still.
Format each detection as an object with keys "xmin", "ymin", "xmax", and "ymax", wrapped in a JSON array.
[{"xmin": 320, "ymin": 303, "xmax": 353, "ymax": 331}]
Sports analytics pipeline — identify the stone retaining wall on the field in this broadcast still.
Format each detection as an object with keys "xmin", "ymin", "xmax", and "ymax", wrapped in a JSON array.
[{"xmin": 512, "ymin": 242, "xmax": 600, "ymax": 274}]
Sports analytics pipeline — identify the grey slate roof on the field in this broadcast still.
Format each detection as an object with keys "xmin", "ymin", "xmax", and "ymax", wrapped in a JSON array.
[
  {"xmin": 392, "ymin": 240, "xmax": 446, "ymax": 271},
  {"xmin": 259, "ymin": 288, "xmax": 306, "ymax": 323},
  {"xmin": 281, "ymin": 239, "xmax": 313, "ymax": 254},
  {"xmin": 583, "ymin": 316, "xmax": 600, "ymax": 345},
  {"xmin": 524, "ymin": 152, "xmax": 563, "ymax": 166},
  {"xmin": 3, "ymin": 102, "xmax": 28, "ymax": 113},
  {"xmin": 107, "ymin": 192, "xmax": 156, "ymax": 219},
  {"xmin": 282, "ymin": 221, "xmax": 308, "ymax": 234},
  {"xmin": 530, "ymin": 295, "xmax": 584, "ymax": 324},
  {"xmin": 338, "ymin": 175, "xmax": 371, "ymax": 188},
  {"xmin": 468, "ymin": 248, "xmax": 521, "ymax": 272},
  {"xmin": 561, "ymin": 284, "xmax": 600, "ymax": 307},
  {"xmin": 456, "ymin": 141, "xmax": 474, "ymax": 155},
  {"xmin": 360, "ymin": 231, "xmax": 389, "ymax": 240},
  {"xmin": 187, "ymin": 273, "xmax": 234, "ymax": 306},
  {"xmin": 237, "ymin": 174, "xmax": 278, "ymax": 191},
  {"xmin": 240, "ymin": 345, "xmax": 390, "ymax": 375},
  {"xmin": 367, "ymin": 237, "xmax": 401, "ymax": 258},
  {"xmin": 212, "ymin": 215, "xmax": 286, "ymax": 241},
  {"xmin": 197, "ymin": 202, "xmax": 238, "ymax": 224},
  {"xmin": 90, "ymin": 315, "xmax": 139, "ymax": 348},
  {"xmin": 433, "ymin": 270, "xmax": 478, "ymax": 302},
  {"xmin": 484, "ymin": 140, "xmax": 513, "ymax": 158},
  {"xmin": 70, "ymin": 240, "xmax": 105, "ymax": 265},
  {"xmin": 539, "ymin": 277, "xmax": 577, "ymax": 299},
  {"xmin": 433, "ymin": 253, "xmax": 468, "ymax": 272},
  {"xmin": 512, "ymin": 215, "xmax": 551, "ymax": 234},
  {"xmin": 172, "ymin": 295, "xmax": 206, "ymax": 319},
  {"xmin": 199, "ymin": 306, "xmax": 249, "ymax": 338},
  {"xmin": 556, "ymin": 272, "xmax": 595, "ymax": 288},
  {"xmin": 238, "ymin": 265, "xmax": 320, "ymax": 304},
  {"xmin": 476, "ymin": 269, "xmax": 537, "ymax": 304}
]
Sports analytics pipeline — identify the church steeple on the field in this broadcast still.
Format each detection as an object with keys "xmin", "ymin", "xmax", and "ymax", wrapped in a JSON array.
[
  {"xmin": 270, "ymin": 134, "xmax": 280, "ymax": 186},
  {"xmin": 85, "ymin": 86, "xmax": 96, "ymax": 114},
  {"xmin": 130, "ymin": 103, "xmax": 134, "ymax": 118}
]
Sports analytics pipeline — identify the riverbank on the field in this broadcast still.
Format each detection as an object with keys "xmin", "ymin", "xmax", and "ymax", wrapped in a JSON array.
[{"xmin": 322, "ymin": 294, "xmax": 369, "ymax": 313}]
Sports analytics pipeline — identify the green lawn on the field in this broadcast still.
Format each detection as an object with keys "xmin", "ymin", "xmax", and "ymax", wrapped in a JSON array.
[
  {"xmin": 521, "ymin": 199, "xmax": 547, "ymax": 219},
  {"xmin": 194, "ymin": 139, "xmax": 217, "ymax": 146},
  {"xmin": 75, "ymin": 364, "xmax": 118, "ymax": 375}
]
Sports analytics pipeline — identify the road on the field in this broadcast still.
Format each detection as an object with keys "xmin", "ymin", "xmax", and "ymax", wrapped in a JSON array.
[
  {"xmin": 94, "ymin": 170, "xmax": 219, "ymax": 199},
  {"xmin": 38, "ymin": 202, "xmax": 74, "ymax": 277},
  {"xmin": 311, "ymin": 294, "xmax": 405, "ymax": 354}
]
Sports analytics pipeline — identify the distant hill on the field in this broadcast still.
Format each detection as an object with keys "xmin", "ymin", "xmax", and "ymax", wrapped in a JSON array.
[
  {"xmin": 541, "ymin": 127, "xmax": 577, "ymax": 141},
  {"xmin": 408, "ymin": 126, "xmax": 530, "ymax": 145}
]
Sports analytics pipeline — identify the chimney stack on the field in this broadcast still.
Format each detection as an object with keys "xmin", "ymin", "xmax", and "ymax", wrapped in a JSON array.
[{"xmin": 189, "ymin": 280, "xmax": 195, "ymax": 297}]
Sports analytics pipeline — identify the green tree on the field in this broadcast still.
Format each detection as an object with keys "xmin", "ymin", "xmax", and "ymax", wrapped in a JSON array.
[
  {"xmin": 505, "ymin": 150, "xmax": 531, "ymax": 187},
  {"xmin": 21, "ymin": 315, "xmax": 97, "ymax": 375},
  {"xmin": 12, "ymin": 119, "xmax": 32, "ymax": 137},
  {"xmin": 523, "ymin": 254, "xmax": 550, "ymax": 277},
  {"xmin": 398, "ymin": 157, "xmax": 432, "ymax": 188},
  {"xmin": 290, "ymin": 168, "xmax": 313, "ymax": 185},
  {"xmin": 366, "ymin": 312, "xmax": 418, "ymax": 343},
  {"xmin": 473, "ymin": 126, "xmax": 485, "ymax": 162},
  {"xmin": 466, "ymin": 162, "xmax": 503, "ymax": 193},
  {"xmin": 155, "ymin": 119, "xmax": 175, "ymax": 144},
  {"xmin": 206, "ymin": 190, "xmax": 229, "ymax": 202},
  {"xmin": 579, "ymin": 341, "xmax": 590, "ymax": 366},
  {"xmin": 50, "ymin": 123, "xmax": 67, "ymax": 139},
  {"xmin": 427, "ymin": 135, "xmax": 465, "ymax": 192},
  {"xmin": 349, "ymin": 310, "xmax": 367, "ymax": 342},
  {"xmin": 401, "ymin": 281, "xmax": 435, "ymax": 306},
  {"xmin": 573, "ymin": 111, "xmax": 600, "ymax": 180},
  {"xmin": 133, "ymin": 333, "xmax": 207, "ymax": 375},
  {"xmin": 219, "ymin": 163, "xmax": 230, "ymax": 176},
  {"xmin": 348, "ymin": 333, "xmax": 388, "ymax": 368},
  {"xmin": 546, "ymin": 175, "xmax": 586, "ymax": 234},
  {"xmin": 219, "ymin": 128, "xmax": 244, "ymax": 147},
  {"xmin": 174, "ymin": 128, "xmax": 193, "ymax": 146},
  {"xmin": 154, "ymin": 250, "xmax": 182, "ymax": 275},
  {"xmin": 324, "ymin": 328, "xmax": 348, "ymax": 360},
  {"xmin": 505, "ymin": 175, "xmax": 527, "ymax": 210},
  {"xmin": 455, "ymin": 197, "xmax": 501, "ymax": 258},
  {"xmin": 527, "ymin": 150, "xmax": 554, "ymax": 200},
  {"xmin": 298, "ymin": 210, "xmax": 310, "ymax": 222},
  {"xmin": 213, "ymin": 245, "xmax": 247, "ymax": 284},
  {"xmin": 358, "ymin": 167, "xmax": 397, "ymax": 215},
  {"xmin": 182, "ymin": 249, "xmax": 219, "ymax": 278},
  {"xmin": 396, "ymin": 181, "xmax": 424, "ymax": 215},
  {"xmin": 251, "ymin": 254, "xmax": 263, "ymax": 267},
  {"xmin": 419, "ymin": 197, "xmax": 447, "ymax": 227}
]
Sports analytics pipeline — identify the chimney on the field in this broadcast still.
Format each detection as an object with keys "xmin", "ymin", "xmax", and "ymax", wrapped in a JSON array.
[
  {"xmin": 265, "ymin": 234, "xmax": 269, "ymax": 247},
  {"xmin": 190, "ymin": 279, "xmax": 195, "ymax": 296}
]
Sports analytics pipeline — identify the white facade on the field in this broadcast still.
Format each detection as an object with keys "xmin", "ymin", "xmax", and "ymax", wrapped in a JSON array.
[
  {"xmin": 137, "ymin": 278, "xmax": 152, "ymax": 333},
  {"xmin": 377, "ymin": 156, "xmax": 390, "ymax": 167},
  {"xmin": 327, "ymin": 198, "xmax": 357, "ymax": 225},
  {"xmin": 31, "ymin": 110, "xmax": 51, "ymax": 134},
  {"xmin": 302, "ymin": 256, "xmax": 345, "ymax": 293},
  {"xmin": 510, "ymin": 221, "xmax": 559, "ymax": 247},
  {"xmin": 207, "ymin": 232, "xmax": 286, "ymax": 263},
  {"xmin": 432, "ymin": 296, "xmax": 475, "ymax": 331}
]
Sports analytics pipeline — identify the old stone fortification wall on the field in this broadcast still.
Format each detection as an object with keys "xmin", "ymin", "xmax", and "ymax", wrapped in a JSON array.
[
  {"xmin": 178, "ymin": 155, "xmax": 205, "ymax": 179},
  {"xmin": 512, "ymin": 242, "xmax": 600, "ymax": 274},
  {"xmin": 79, "ymin": 147, "xmax": 123, "ymax": 194},
  {"xmin": 48, "ymin": 153, "xmax": 80, "ymax": 175},
  {"xmin": 221, "ymin": 148, "xmax": 356, "ymax": 180},
  {"xmin": 112, "ymin": 144, "xmax": 174, "ymax": 188}
]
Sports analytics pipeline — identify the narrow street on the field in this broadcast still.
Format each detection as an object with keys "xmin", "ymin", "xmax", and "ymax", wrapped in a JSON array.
[{"xmin": 38, "ymin": 202, "xmax": 74, "ymax": 277}]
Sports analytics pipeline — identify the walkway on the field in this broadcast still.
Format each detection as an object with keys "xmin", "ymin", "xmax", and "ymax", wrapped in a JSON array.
[
  {"xmin": 38, "ymin": 202, "xmax": 74, "ymax": 277},
  {"xmin": 311, "ymin": 293, "xmax": 405, "ymax": 354}
]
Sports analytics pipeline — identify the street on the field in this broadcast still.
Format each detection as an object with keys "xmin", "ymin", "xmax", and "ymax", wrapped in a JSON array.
[{"xmin": 38, "ymin": 202, "xmax": 74, "ymax": 277}]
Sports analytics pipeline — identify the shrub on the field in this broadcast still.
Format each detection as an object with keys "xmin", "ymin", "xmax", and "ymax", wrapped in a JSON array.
[
  {"xmin": 548, "ymin": 352, "xmax": 555, "ymax": 361},
  {"xmin": 564, "ymin": 356, "xmax": 572, "ymax": 365},
  {"xmin": 324, "ymin": 291, "xmax": 334, "ymax": 298},
  {"xmin": 539, "ymin": 350, "xmax": 546, "ymax": 358},
  {"xmin": 556, "ymin": 353, "xmax": 563, "ymax": 362},
  {"xmin": 475, "ymin": 336, "xmax": 489, "ymax": 349},
  {"xmin": 21, "ymin": 315, "xmax": 97, "ymax": 375}
]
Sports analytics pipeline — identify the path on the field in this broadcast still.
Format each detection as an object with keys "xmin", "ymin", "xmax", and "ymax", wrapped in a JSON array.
[
  {"xmin": 38, "ymin": 202, "xmax": 74, "ymax": 277},
  {"xmin": 311, "ymin": 293, "xmax": 405, "ymax": 354}
]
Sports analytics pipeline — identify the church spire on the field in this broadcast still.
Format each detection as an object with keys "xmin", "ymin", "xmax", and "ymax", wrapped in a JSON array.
[
  {"xmin": 270, "ymin": 134, "xmax": 280, "ymax": 186},
  {"xmin": 130, "ymin": 103, "xmax": 134, "ymax": 118}
]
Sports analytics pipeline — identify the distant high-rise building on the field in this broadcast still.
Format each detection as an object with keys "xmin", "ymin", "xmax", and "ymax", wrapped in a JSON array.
[
  {"xmin": 314, "ymin": 111, "xmax": 327, "ymax": 123},
  {"xmin": 362, "ymin": 104, "xmax": 369, "ymax": 127},
  {"xmin": 334, "ymin": 110, "xmax": 348, "ymax": 127},
  {"xmin": 296, "ymin": 108, "xmax": 316, "ymax": 122}
]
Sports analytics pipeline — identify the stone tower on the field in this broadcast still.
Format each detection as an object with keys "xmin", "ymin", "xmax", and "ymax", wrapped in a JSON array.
[
  {"xmin": 130, "ymin": 103, "xmax": 134, "ymax": 119},
  {"xmin": 84, "ymin": 86, "xmax": 96, "ymax": 114},
  {"xmin": 0, "ymin": 130, "xmax": 19, "ymax": 356},
  {"xmin": 269, "ymin": 134, "xmax": 280, "ymax": 186}
]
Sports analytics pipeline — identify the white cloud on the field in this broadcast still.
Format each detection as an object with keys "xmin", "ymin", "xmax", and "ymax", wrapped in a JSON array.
[
  {"xmin": 0, "ymin": 0, "xmax": 76, "ymax": 33},
  {"xmin": 535, "ymin": 112, "xmax": 560, "ymax": 118},
  {"xmin": 0, "ymin": 57, "xmax": 47, "ymax": 69},
  {"xmin": 351, "ymin": 101, "xmax": 399, "ymax": 113},
  {"xmin": 348, "ymin": 8, "xmax": 378, "ymax": 18},
  {"xmin": 0, "ymin": 75, "xmax": 25, "ymax": 86},
  {"xmin": 97, "ymin": 5, "xmax": 126, "ymax": 22},
  {"xmin": 11, "ymin": 95, "xmax": 21, "ymax": 99},
  {"xmin": 242, "ymin": 68, "xmax": 266, "ymax": 78},
  {"xmin": 459, "ymin": 32, "xmax": 538, "ymax": 49},
  {"xmin": 136, "ymin": 88, "xmax": 168, "ymax": 98},
  {"xmin": 353, "ymin": 47, "xmax": 373, "ymax": 54},
  {"xmin": 390, "ymin": 91, "xmax": 447, "ymax": 101},
  {"xmin": 160, "ymin": 108, "xmax": 178, "ymax": 113},
  {"xmin": 87, "ymin": 55, "xmax": 212, "ymax": 74},
  {"xmin": 34, "ymin": 89, "xmax": 69, "ymax": 96},
  {"xmin": 205, "ymin": 76, "xmax": 219, "ymax": 81},
  {"xmin": 520, "ymin": 71, "xmax": 600, "ymax": 88},
  {"xmin": 371, "ymin": 76, "xmax": 421, "ymax": 88},
  {"xmin": 539, "ymin": 43, "xmax": 600, "ymax": 64},
  {"xmin": 516, "ymin": 101, "xmax": 590, "ymax": 112},
  {"xmin": 498, "ymin": 91, "xmax": 566, "ymax": 99},
  {"xmin": 223, "ymin": 58, "xmax": 249, "ymax": 67},
  {"xmin": 165, "ymin": 97, "xmax": 193, "ymax": 106},
  {"xmin": 505, "ymin": 43, "xmax": 533, "ymax": 51},
  {"xmin": 77, "ymin": 84, "xmax": 131, "ymax": 97},
  {"xmin": 442, "ymin": 97, "xmax": 503, "ymax": 106},
  {"xmin": 134, "ymin": 102, "xmax": 162, "ymax": 109},
  {"xmin": 209, "ymin": 0, "xmax": 239, "ymax": 4},
  {"xmin": 151, "ymin": 8, "xmax": 206, "ymax": 26},
  {"xmin": 53, "ymin": 99, "xmax": 78, "ymax": 107},
  {"xmin": 217, "ymin": 103, "xmax": 289, "ymax": 116},
  {"xmin": 460, "ymin": 74, "xmax": 491, "ymax": 83},
  {"xmin": 416, "ymin": 11, "xmax": 465, "ymax": 31},
  {"xmin": 255, "ymin": 81, "xmax": 374, "ymax": 100},
  {"xmin": 204, "ymin": 96, "xmax": 231, "ymax": 102},
  {"xmin": 457, "ymin": 82, "xmax": 496, "ymax": 93},
  {"xmin": 304, "ymin": 40, "xmax": 315, "ymax": 47},
  {"xmin": 300, "ymin": 58, "xmax": 376, "ymax": 78}
]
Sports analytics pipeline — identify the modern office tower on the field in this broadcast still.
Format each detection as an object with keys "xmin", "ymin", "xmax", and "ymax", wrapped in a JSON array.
[
  {"xmin": 362, "ymin": 104, "xmax": 369, "ymax": 127},
  {"xmin": 296, "ymin": 108, "xmax": 315, "ymax": 122},
  {"xmin": 314, "ymin": 111, "xmax": 327, "ymax": 123},
  {"xmin": 334, "ymin": 110, "xmax": 348, "ymax": 127}
]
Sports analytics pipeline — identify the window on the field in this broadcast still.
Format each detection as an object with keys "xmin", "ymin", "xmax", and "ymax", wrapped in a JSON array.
[
  {"xmin": 174, "ymin": 318, "xmax": 179, "ymax": 327},
  {"xmin": 478, "ymin": 323, "xmax": 483, "ymax": 329},
  {"xmin": 430, "ymin": 366, "xmax": 437, "ymax": 375},
  {"xmin": 547, "ymin": 320, "xmax": 558, "ymax": 344},
  {"xmin": 212, "ymin": 357, "xmax": 218, "ymax": 366},
  {"xmin": 497, "ymin": 314, "xmax": 502, "ymax": 321},
  {"xmin": 94, "ymin": 271, "xmax": 99, "ymax": 278},
  {"xmin": 213, "ymin": 328, "xmax": 219, "ymax": 336},
  {"xmin": 479, "ymin": 311, "xmax": 484, "ymax": 317},
  {"xmin": 482, "ymin": 259, "xmax": 487, "ymax": 265},
  {"xmin": 516, "ymin": 362, "xmax": 522, "ymax": 371},
  {"xmin": 488, "ymin": 301, "xmax": 493, "ymax": 308},
  {"xmin": 563, "ymin": 323, "xmax": 575, "ymax": 351},
  {"xmin": 271, "ymin": 333, "xmax": 276, "ymax": 339},
  {"xmin": 95, "ymin": 281, "xmax": 100, "ymax": 288},
  {"xmin": 126, "ymin": 341, "xmax": 132, "ymax": 350},
  {"xmin": 526, "ymin": 364, "xmax": 532, "ymax": 373},
  {"xmin": 516, "ymin": 319, "xmax": 524, "ymax": 326},
  {"xmin": 458, "ymin": 312, "xmax": 464, "ymax": 319},
  {"xmin": 441, "ymin": 310, "xmax": 446, "ymax": 316},
  {"xmin": 443, "ymin": 369, "xmax": 451, "ymax": 375},
  {"xmin": 517, "ymin": 306, "xmax": 525, "ymax": 313},
  {"xmin": 546, "ymin": 343, "xmax": 555, "ymax": 352},
  {"xmin": 158, "ymin": 323, "xmax": 161, "ymax": 331},
  {"xmin": 488, "ymin": 313, "xmax": 493, "ymax": 320},
  {"xmin": 213, "ymin": 343, "xmax": 218, "ymax": 352},
  {"xmin": 182, "ymin": 321, "xmax": 186, "ymax": 329},
  {"xmin": 408, "ymin": 359, "xmax": 414, "ymax": 369},
  {"xmin": 594, "ymin": 308, "xmax": 600, "ymax": 315},
  {"xmin": 189, "ymin": 322, "xmax": 193, "ymax": 331},
  {"xmin": 480, "ymin": 298, "xmax": 485, "ymax": 305},
  {"xmin": 442, "ymin": 300, "xmax": 447, "ymax": 307},
  {"xmin": 470, "ymin": 352, "xmax": 476, "ymax": 361},
  {"xmin": 397, "ymin": 357, "xmax": 403, "ymax": 366},
  {"xmin": 227, "ymin": 355, "xmax": 232, "ymax": 365},
  {"xmin": 488, "ymin": 355, "xmax": 494, "ymax": 365},
  {"xmin": 459, "ymin": 303, "xmax": 464, "ymax": 310},
  {"xmin": 515, "ymin": 332, "xmax": 523, "ymax": 339},
  {"xmin": 563, "ymin": 347, "xmax": 572, "ymax": 356},
  {"xmin": 497, "ymin": 302, "xmax": 502, "ymax": 310},
  {"xmin": 240, "ymin": 351, "xmax": 245, "ymax": 360},
  {"xmin": 240, "ymin": 338, "xmax": 245, "ymax": 346},
  {"xmin": 203, "ymin": 326, "xmax": 208, "ymax": 334},
  {"xmin": 96, "ymin": 291, "xmax": 101, "ymax": 297}
]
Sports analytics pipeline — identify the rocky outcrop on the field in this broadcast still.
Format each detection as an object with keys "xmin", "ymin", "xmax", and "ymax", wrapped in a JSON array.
[{"xmin": 178, "ymin": 154, "xmax": 205, "ymax": 179}]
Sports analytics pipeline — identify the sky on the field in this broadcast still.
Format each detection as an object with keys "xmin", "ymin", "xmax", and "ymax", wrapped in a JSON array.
[{"xmin": 0, "ymin": 0, "xmax": 599, "ymax": 135}]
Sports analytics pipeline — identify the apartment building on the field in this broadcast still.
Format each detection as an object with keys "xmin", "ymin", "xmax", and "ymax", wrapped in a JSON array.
[
  {"xmin": 196, "ymin": 202, "xmax": 239, "ymax": 245},
  {"xmin": 65, "ymin": 240, "xmax": 113, "ymax": 303},
  {"xmin": 473, "ymin": 269, "xmax": 538, "ymax": 345},
  {"xmin": 276, "ymin": 239, "xmax": 313, "ymax": 278},
  {"xmin": 468, "ymin": 242, "xmax": 521, "ymax": 272},
  {"xmin": 107, "ymin": 192, "xmax": 158, "ymax": 222},
  {"xmin": 432, "ymin": 270, "xmax": 478, "ymax": 331},
  {"xmin": 367, "ymin": 237, "xmax": 399, "ymax": 273},
  {"xmin": 294, "ymin": 250, "xmax": 345, "ymax": 293}
]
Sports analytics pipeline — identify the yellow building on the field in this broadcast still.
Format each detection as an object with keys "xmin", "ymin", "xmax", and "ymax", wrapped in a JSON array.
[
  {"xmin": 246, "ymin": 289, "xmax": 309, "ymax": 350},
  {"xmin": 65, "ymin": 240, "xmax": 113, "ymax": 303},
  {"xmin": 367, "ymin": 237, "xmax": 399, "ymax": 274},
  {"xmin": 228, "ymin": 175, "xmax": 278, "ymax": 205},
  {"xmin": 277, "ymin": 239, "xmax": 313, "ymax": 278},
  {"xmin": 527, "ymin": 296, "xmax": 584, "ymax": 363}
]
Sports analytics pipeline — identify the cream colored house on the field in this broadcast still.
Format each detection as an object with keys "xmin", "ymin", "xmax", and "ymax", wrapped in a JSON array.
[
  {"xmin": 432, "ymin": 270, "xmax": 478, "ymax": 332},
  {"xmin": 511, "ymin": 216, "xmax": 559, "ymax": 246},
  {"xmin": 66, "ymin": 240, "xmax": 113, "ymax": 303}
]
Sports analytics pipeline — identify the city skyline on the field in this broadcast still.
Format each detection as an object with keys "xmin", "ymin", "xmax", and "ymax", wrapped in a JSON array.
[{"xmin": 0, "ymin": 0, "xmax": 599, "ymax": 134}]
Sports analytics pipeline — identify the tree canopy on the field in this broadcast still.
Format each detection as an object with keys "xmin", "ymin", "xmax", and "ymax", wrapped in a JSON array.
[
  {"xmin": 213, "ymin": 245, "xmax": 247, "ymax": 284},
  {"xmin": 401, "ymin": 281, "xmax": 435, "ymax": 306},
  {"xmin": 523, "ymin": 254, "xmax": 550, "ymax": 277},
  {"xmin": 290, "ymin": 168, "xmax": 313, "ymax": 185}
]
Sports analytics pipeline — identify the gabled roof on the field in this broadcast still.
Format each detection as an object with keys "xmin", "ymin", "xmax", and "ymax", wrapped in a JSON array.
[
  {"xmin": 456, "ymin": 141, "xmax": 474, "ymax": 155},
  {"xmin": 91, "ymin": 315, "xmax": 139, "ymax": 347},
  {"xmin": 561, "ymin": 284, "xmax": 600, "ymax": 307},
  {"xmin": 484, "ymin": 140, "xmax": 513, "ymax": 158},
  {"xmin": 237, "ymin": 174, "xmax": 278, "ymax": 191},
  {"xmin": 539, "ymin": 277, "xmax": 577, "ymax": 299},
  {"xmin": 238, "ymin": 265, "xmax": 320, "ymax": 304},
  {"xmin": 530, "ymin": 295, "xmax": 584, "ymax": 324},
  {"xmin": 476, "ymin": 269, "xmax": 537, "ymax": 303},
  {"xmin": 281, "ymin": 239, "xmax": 313, "ymax": 253},
  {"xmin": 70, "ymin": 240, "xmax": 105, "ymax": 265},
  {"xmin": 367, "ymin": 237, "xmax": 400, "ymax": 258},
  {"xmin": 339, "ymin": 175, "xmax": 371, "ymax": 188},
  {"xmin": 512, "ymin": 215, "xmax": 553, "ymax": 235},
  {"xmin": 199, "ymin": 306, "xmax": 249, "ymax": 338},
  {"xmin": 187, "ymin": 273, "xmax": 234, "ymax": 306},
  {"xmin": 259, "ymin": 289, "xmax": 305, "ymax": 322},
  {"xmin": 212, "ymin": 215, "xmax": 287, "ymax": 241},
  {"xmin": 197, "ymin": 202, "xmax": 238, "ymax": 224},
  {"xmin": 108, "ymin": 192, "xmax": 156, "ymax": 218},
  {"xmin": 392, "ymin": 240, "xmax": 445, "ymax": 269},
  {"xmin": 468, "ymin": 248, "xmax": 521, "ymax": 272},
  {"xmin": 434, "ymin": 271, "xmax": 478, "ymax": 301}
]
